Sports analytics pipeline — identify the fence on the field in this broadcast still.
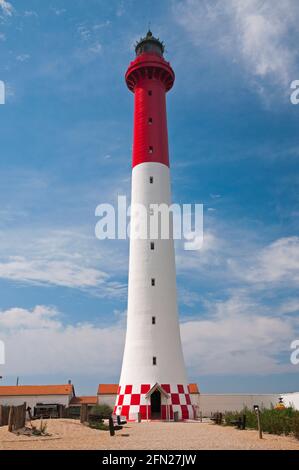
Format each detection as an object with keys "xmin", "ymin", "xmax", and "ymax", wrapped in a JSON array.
[
  {"xmin": 0, "ymin": 405, "xmax": 10, "ymax": 426},
  {"xmin": 80, "ymin": 404, "xmax": 89, "ymax": 423},
  {"xmin": 0, "ymin": 403, "xmax": 26, "ymax": 431}
]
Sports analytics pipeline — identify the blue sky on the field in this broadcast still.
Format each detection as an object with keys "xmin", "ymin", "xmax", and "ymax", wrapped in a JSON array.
[{"xmin": 0, "ymin": 0, "xmax": 299, "ymax": 395}]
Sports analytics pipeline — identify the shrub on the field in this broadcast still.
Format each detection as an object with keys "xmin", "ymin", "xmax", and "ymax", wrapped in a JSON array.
[
  {"xmin": 224, "ymin": 407, "xmax": 299, "ymax": 439},
  {"xmin": 293, "ymin": 416, "xmax": 299, "ymax": 440},
  {"xmin": 90, "ymin": 404, "xmax": 113, "ymax": 419}
]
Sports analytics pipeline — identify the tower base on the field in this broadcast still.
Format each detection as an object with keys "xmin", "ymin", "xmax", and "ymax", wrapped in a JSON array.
[{"xmin": 114, "ymin": 383, "xmax": 195, "ymax": 421}]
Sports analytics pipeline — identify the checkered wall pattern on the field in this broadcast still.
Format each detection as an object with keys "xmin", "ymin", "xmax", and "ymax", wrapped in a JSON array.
[{"xmin": 114, "ymin": 384, "xmax": 194, "ymax": 421}]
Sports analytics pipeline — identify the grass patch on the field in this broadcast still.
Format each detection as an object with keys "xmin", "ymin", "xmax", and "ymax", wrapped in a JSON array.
[{"xmin": 224, "ymin": 407, "xmax": 299, "ymax": 438}]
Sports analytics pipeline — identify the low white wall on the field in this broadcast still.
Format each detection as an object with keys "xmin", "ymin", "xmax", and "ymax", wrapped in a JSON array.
[
  {"xmin": 98, "ymin": 394, "xmax": 117, "ymax": 408},
  {"xmin": 190, "ymin": 394, "xmax": 200, "ymax": 407},
  {"xmin": 282, "ymin": 393, "xmax": 299, "ymax": 410},
  {"xmin": 199, "ymin": 394, "xmax": 279, "ymax": 416},
  {"xmin": 0, "ymin": 395, "xmax": 70, "ymax": 409}
]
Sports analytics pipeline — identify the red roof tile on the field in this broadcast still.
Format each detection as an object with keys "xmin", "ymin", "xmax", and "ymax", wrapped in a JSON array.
[
  {"xmin": 188, "ymin": 383, "xmax": 200, "ymax": 394},
  {"xmin": 98, "ymin": 384, "xmax": 118, "ymax": 395},
  {"xmin": 0, "ymin": 385, "xmax": 74, "ymax": 397}
]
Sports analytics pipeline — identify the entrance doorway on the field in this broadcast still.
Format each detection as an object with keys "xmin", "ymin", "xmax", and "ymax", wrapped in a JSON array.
[{"xmin": 150, "ymin": 390, "xmax": 161, "ymax": 419}]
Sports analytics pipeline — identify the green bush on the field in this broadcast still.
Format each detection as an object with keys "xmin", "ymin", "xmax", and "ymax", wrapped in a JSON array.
[
  {"xmin": 224, "ymin": 407, "xmax": 299, "ymax": 439},
  {"xmin": 90, "ymin": 404, "xmax": 113, "ymax": 419}
]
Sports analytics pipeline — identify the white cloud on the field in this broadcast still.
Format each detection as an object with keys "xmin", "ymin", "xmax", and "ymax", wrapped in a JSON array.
[
  {"xmin": 51, "ymin": 8, "xmax": 66, "ymax": 16},
  {"xmin": 24, "ymin": 10, "xmax": 38, "ymax": 18},
  {"xmin": 116, "ymin": 1, "xmax": 125, "ymax": 17},
  {"xmin": 277, "ymin": 299, "xmax": 299, "ymax": 315},
  {"xmin": 235, "ymin": 236, "xmax": 299, "ymax": 286},
  {"xmin": 181, "ymin": 291, "xmax": 299, "ymax": 375},
  {"xmin": 16, "ymin": 54, "xmax": 30, "ymax": 63},
  {"xmin": 88, "ymin": 42, "xmax": 102, "ymax": 56},
  {"xmin": 76, "ymin": 24, "xmax": 103, "ymax": 60},
  {"xmin": 0, "ymin": 0, "xmax": 13, "ymax": 16},
  {"xmin": 0, "ymin": 306, "xmax": 124, "ymax": 377},
  {"xmin": 174, "ymin": 0, "xmax": 299, "ymax": 91},
  {"xmin": 0, "ymin": 256, "xmax": 108, "ymax": 289},
  {"xmin": 77, "ymin": 25, "xmax": 91, "ymax": 41},
  {"xmin": 0, "ymin": 305, "xmax": 60, "ymax": 330},
  {"xmin": 177, "ymin": 222, "xmax": 299, "ymax": 291},
  {"xmin": 0, "ymin": 228, "xmax": 127, "ymax": 298},
  {"xmin": 176, "ymin": 227, "xmax": 299, "ymax": 377},
  {"xmin": 0, "ymin": 298, "xmax": 297, "ymax": 379}
]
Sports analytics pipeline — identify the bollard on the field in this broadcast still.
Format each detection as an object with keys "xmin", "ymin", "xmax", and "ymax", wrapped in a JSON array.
[
  {"xmin": 174, "ymin": 411, "xmax": 179, "ymax": 422},
  {"xmin": 137, "ymin": 412, "xmax": 141, "ymax": 423},
  {"xmin": 109, "ymin": 416, "xmax": 115, "ymax": 436}
]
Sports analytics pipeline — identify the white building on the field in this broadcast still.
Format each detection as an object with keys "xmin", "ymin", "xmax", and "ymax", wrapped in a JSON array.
[
  {"xmin": 98, "ymin": 384, "xmax": 119, "ymax": 408},
  {"xmin": 0, "ymin": 384, "xmax": 75, "ymax": 410},
  {"xmin": 281, "ymin": 392, "xmax": 299, "ymax": 410}
]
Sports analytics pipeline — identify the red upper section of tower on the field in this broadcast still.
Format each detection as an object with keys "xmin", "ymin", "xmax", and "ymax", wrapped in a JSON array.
[{"xmin": 126, "ymin": 32, "xmax": 175, "ymax": 169}]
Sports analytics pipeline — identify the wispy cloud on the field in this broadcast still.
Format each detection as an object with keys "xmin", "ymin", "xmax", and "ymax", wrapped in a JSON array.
[
  {"xmin": 0, "ymin": 0, "xmax": 13, "ymax": 17},
  {"xmin": 51, "ymin": 7, "xmax": 66, "ymax": 16},
  {"xmin": 24, "ymin": 10, "xmax": 38, "ymax": 18},
  {"xmin": 87, "ymin": 42, "xmax": 102, "ymax": 56},
  {"xmin": 0, "ymin": 228, "xmax": 127, "ymax": 298},
  {"xmin": 16, "ymin": 54, "xmax": 30, "ymax": 62},
  {"xmin": 173, "ymin": 0, "xmax": 299, "ymax": 94},
  {"xmin": 231, "ymin": 236, "xmax": 299, "ymax": 286}
]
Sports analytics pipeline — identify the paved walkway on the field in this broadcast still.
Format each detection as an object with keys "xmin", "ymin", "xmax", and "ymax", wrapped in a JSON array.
[{"xmin": 1, "ymin": 419, "xmax": 299, "ymax": 450}]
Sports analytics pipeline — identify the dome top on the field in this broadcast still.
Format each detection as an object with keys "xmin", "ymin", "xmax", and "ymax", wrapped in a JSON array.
[{"xmin": 135, "ymin": 30, "xmax": 165, "ymax": 57}]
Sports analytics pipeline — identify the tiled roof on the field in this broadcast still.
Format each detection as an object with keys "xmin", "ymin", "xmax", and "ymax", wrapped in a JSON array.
[
  {"xmin": 98, "ymin": 384, "xmax": 118, "ymax": 395},
  {"xmin": 188, "ymin": 383, "xmax": 200, "ymax": 394},
  {"xmin": 0, "ymin": 385, "xmax": 74, "ymax": 397},
  {"xmin": 70, "ymin": 396, "xmax": 97, "ymax": 405}
]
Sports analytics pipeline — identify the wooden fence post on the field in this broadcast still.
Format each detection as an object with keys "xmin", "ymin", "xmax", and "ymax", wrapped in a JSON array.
[
  {"xmin": 8, "ymin": 406, "xmax": 14, "ymax": 432},
  {"xmin": 80, "ymin": 404, "xmax": 88, "ymax": 424},
  {"xmin": 22, "ymin": 402, "xmax": 26, "ymax": 428},
  {"xmin": 256, "ymin": 409, "xmax": 263, "ymax": 439}
]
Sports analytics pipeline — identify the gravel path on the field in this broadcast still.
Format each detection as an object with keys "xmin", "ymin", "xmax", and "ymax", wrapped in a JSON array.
[{"xmin": 0, "ymin": 419, "xmax": 299, "ymax": 450}]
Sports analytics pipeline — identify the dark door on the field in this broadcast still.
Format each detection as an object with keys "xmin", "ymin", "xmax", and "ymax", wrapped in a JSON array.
[{"xmin": 150, "ymin": 390, "xmax": 161, "ymax": 419}]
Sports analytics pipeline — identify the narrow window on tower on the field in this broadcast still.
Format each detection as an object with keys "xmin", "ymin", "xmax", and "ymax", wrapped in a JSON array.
[
  {"xmin": 150, "ymin": 242, "xmax": 155, "ymax": 251},
  {"xmin": 153, "ymin": 356, "xmax": 157, "ymax": 366},
  {"xmin": 149, "ymin": 176, "xmax": 154, "ymax": 184},
  {"xmin": 148, "ymin": 90, "xmax": 152, "ymax": 96},
  {"xmin": 148, "ymin": 117, "xmax": 153, "ymax": 124},
  {"xmin": 152, "ymin": 317, "xmax": 156, "ymax": 325},
  {"xmin": 151, "ymin": 278, "xmax": 155, "ymax": 286},
  {"xmin": 149, "ymin": 146, "xmax": 153, "ymax": 154}
]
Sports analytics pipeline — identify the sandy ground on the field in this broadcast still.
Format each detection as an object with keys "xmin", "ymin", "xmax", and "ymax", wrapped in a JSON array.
[{"xmin": 0, "ymin": 419, "xmax": 299, "ymax": 450}]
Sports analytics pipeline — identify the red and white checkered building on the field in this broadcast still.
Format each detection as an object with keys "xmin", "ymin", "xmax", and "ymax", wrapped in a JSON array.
[
  {"xmin": 116, "ymin": 31, "xmax": 195, "ymax": 422},
  {"xmin": 114, "ymin": 384, "xmax": 194, "ymax": 421}
]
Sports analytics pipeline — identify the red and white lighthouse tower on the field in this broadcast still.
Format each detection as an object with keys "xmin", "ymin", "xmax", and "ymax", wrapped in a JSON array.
[{"xmin": 115, "ymin": 31, "xmax": 193, "ymax": 421}]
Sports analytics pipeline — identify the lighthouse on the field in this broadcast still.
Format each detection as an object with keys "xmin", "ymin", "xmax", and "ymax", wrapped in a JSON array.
[{"xmin": 115, "ymin": 31, "xmax": 194, "ymax": 421}]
